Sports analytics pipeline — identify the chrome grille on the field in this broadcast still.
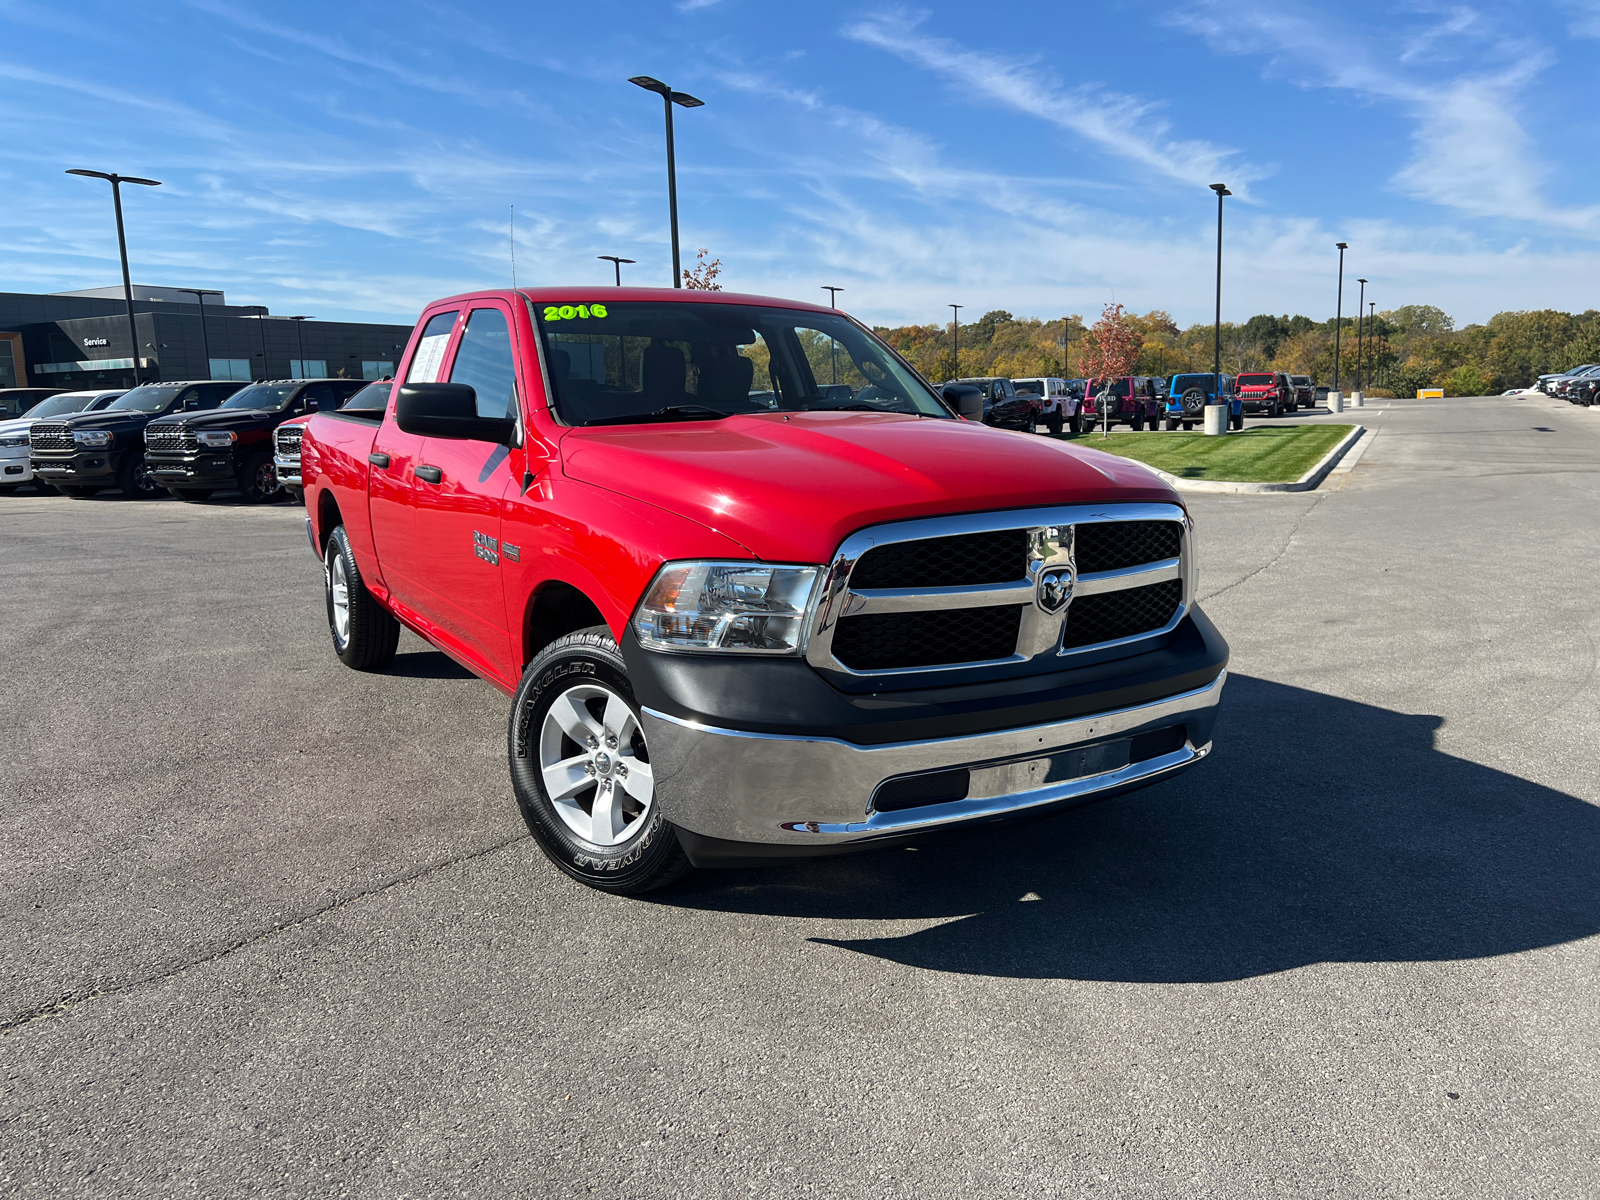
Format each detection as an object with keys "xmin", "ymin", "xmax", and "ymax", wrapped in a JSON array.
[
  {"xmin": 809, "ymin": 505, "xmax": 1191, "ymax": 677},
  {"xmin": 29, "ymin": 423, "xmax": 73, "ymax": 451},
  {"xmin": 274, "ymin": 425, "xmax": 303, "ymax": 455},
  {"xmin": 145, "ymin": 424, "xmax": 196, "ymax": 453}
]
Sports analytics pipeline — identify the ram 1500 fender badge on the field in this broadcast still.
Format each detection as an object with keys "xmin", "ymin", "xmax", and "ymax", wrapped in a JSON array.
[
  {"xmin": 473, "ymin": 530, "xmax": 500, "ymax": 565},
  {"xmin": 1037, "ymin": 567, "xmax": 1073, "ymax": 612}
]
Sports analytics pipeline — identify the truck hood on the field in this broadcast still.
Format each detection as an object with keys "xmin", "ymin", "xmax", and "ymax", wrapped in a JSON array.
[
  {"xmin": 558, "ymin": 411, "xmax": 1179, "ymax": 563},
  {"xmin": 148, "ymin": 408, "xmax": 279, "ymax": 433},
  {"xmin": 38, "ymin": 408, "xmax": 163, "ymax": 434},
  {"xmin": 0, "ymin": 415, "xmax": 42, "ymax": 439}
]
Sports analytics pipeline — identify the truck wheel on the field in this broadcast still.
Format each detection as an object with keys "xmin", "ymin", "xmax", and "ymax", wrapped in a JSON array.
[
  {"xmin": 238, "ymin": 453, "xmax": 280, "ymax": 504},
  {"xmin": 509, "ymin": 627, "xmax": 693, "ymax": 895},
  {"xmin": 325, "ymin": 525, "xmax": 400, "ymax": 670},
  {"xmin": 116, "ymin": 452, "xmax": 164, "ymax": 499},
  {"xmin": 1046, "ymin": 411, "xmax": 1063, "ymax": 436},
  {"xmin": 1230, "ymin": 412, "xmax": 1244, "ymax": 431},
  {"xmin": 167, "ymin": 488, "xmax": 214, "ymax": 502},
  {"xmin": 1131, "ymin": 411, "xmax": 1146, "ymax": 431},
  {"xmin": 1067, "ymin": 411, "xmax": 1081, "ymax": 434}
]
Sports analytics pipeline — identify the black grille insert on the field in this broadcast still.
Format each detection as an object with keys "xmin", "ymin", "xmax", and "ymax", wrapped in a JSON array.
[
  {"xmin": 873, "ymin": 769, "xmax": 971, "ymax": 812},
  {"xmin": 852, "ymin": 529, "xmax": 1027, "ymax": 590},
  {"xmin": 1075, "ymin": 520, "xmax": 1181, "ymax": 574},
  {"xmin": 1061, "ymin": 578, "xmax": 1182, "ymax": 649},
  {"xmin": 833, "ymin": 606, "xmax": 1022, "ymax": 671}
]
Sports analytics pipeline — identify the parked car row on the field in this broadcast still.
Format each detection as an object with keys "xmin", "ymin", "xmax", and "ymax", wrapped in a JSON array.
[
  {"xmin": 0, "ymin": 379, "xmax": 384, "ymax": 502},
  {"xmin": 1542, "ymin": 364, "xmax": 1600, "ymax": 403}
]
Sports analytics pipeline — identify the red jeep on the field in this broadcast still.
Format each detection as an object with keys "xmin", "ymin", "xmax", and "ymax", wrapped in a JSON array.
[
  {"xmin": 298, "ymin": 289, "xmax": 1228, "ymax": 893},
  {"xmin": 1236, "ymin": 372, "xmax": 1295, "ymax": 417}
]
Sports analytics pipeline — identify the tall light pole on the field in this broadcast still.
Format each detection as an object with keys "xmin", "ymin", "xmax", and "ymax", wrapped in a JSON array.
[
  {"xmin": 949, "ymin": 304, "xmax": 963, "ymax": 380},
  {"xmin": 176, "ymin": 288, "xmax": 221, "ymax": 379},
  {"xmin": 1333, "ymin": 242, "xmax": 1348, "ymax": 395},
  {"xmin": 288, "ymin": 315, "xmax": 311, "ymax": 376},
  {"xmin": 66, "ymin": 169, "xmax": 161, "ymax": 384},
  {"xmin": 1210, "ymin": 184, "xmax": 1231, "ymax": 407},
  {"xmin": 822, "ymin": 287, "xmax": 844, "ymax": 384},
  {"xmin": 598, "ymin": 255, "xmax": 635, "ymax": 285},
  {"xmin": 1369, "ymin": 300, "xmax": 1377, "ymax": 391},
  {"xmin": 1355, "ymin": 278, "xmax": 1367, "ymax": 395},
  {"xmin": 628, "ymin": 76, "xmax": 704, "ymax": 287}
]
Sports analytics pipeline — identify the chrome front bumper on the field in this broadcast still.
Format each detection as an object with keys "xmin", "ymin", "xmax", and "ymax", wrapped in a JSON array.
[{"xmin": 641, "ymin": 670, "xmax": 1225, "ymax": 847}]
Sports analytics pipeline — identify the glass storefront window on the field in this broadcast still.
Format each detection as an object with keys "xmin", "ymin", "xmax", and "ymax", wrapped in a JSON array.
[
  {"xmin": 210, "ymin": 358, "xmax": 252, "ymax": 381},
  {"xmin": 361, "ymin": 360, "xmax": 394, "ymax": 380},
  {"xmin": 289, "ymin": 359, "xmax": 327, "ymax": 379}
]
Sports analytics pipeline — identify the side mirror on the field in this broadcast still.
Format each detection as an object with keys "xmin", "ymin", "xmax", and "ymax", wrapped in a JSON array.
[
  {"xmin": 304, "ymin": 397, "xmax": 318, "ymax": 412},
  {"xmin": 942, "ymin": 383, "xmax": 983, "ymax": 421},
  {"xmin": 395, "ymin": 383, "xmax": 515, "ymax": 444}
]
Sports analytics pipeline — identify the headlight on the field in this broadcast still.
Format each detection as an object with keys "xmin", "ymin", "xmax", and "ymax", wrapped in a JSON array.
[
  {"xmin": 73, "ymin": 430, "xmax": 112, "ymax": 448},
  {"xmin": 633, "ymin": 561, "xmax": 822, "ymax": 654},
  {"xmin": 0, "ymin": 434, "xmax": 28, "ymax": 448},
  {"xmin": 197, "ymin": 430, "xmax": 236, "ymax": 448}
]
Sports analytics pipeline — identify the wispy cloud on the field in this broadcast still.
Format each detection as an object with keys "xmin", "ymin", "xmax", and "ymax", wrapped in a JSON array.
[
  {"xmin": 678, "ymin": 0, "xmax": 724, "ymax": 10},
  {"xmin": 1170, "ymin": 0, "xmax": 1599, "ymax": 231},
  {"xmin": 841, "ymin": 10, "xmax": 1264, "ymax": 196}
]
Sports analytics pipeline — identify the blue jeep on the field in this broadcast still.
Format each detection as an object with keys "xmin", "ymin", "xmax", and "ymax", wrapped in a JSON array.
[{"xmin": 1165, "ymin": 373, "xmax": 1242, "ymax": 431}]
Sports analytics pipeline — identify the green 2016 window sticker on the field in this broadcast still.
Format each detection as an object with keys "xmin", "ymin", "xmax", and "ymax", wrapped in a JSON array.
[{"xmin": 543, "ymin": 303, "xmax": 607, "ymax": 321}]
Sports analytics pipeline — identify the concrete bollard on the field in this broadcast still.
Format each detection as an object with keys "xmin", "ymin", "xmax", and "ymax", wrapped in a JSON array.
[
  {"xmin": 1351, "ymin": 390, "xmax": 1364, "ymax": 407},
  {"xmin": 1203, "ymin": 404, "xmax": 1229, "ymax": 435},
  {"xmin": 1328, "ymin": 390, "xmax": 1344, "ymax": 413}
]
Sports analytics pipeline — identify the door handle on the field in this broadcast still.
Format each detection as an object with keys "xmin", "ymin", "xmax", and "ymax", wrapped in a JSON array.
[
  {"xmin": 368, "ymin": 452, "xmax": 391, "ymax": 468},
  {"xmin": 415, "ymin": 465, "xmax": 442, "ymax": 484}
]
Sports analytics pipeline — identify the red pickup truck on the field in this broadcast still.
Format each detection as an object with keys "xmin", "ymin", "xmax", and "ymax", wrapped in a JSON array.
[{"xmin": 299, "ymin": 288, "xmax": 1229, "ymax": 893}]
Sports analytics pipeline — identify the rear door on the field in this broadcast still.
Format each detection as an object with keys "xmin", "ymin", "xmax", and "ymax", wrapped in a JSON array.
[
  {"xmin": 370, "ymin": 309, "xmax": 459, "ymax": 612},
  {"xmin": 408, "ymin": 301, "xmax": 523, "ymax": 677}
]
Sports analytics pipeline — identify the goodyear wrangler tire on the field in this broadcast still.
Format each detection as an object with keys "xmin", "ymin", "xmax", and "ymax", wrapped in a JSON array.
[
  {"xmin": 324, "ymin": 524, "xmax": 400, "ymax": 670},
  {"xmin": 509, "ymin": 627, "xmax": 692, "ymax": 895}
]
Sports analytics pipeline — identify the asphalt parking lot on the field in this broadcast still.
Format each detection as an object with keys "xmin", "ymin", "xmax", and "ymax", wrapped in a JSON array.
[{"xmin": 3, "ymin": 393, "xmax": 1598, "ymax": 1199}]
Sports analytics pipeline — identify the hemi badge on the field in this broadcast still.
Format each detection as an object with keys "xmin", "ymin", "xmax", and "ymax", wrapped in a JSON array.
[{"xmin": 503, "ymin": 544, "xmax": 521, "ymax": 562}]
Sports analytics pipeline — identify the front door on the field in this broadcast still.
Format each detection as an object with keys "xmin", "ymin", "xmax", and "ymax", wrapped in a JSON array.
[
  {"xmin": 409, "ymin": 302, "xmax": 523, "ymax": 680},
  {"xmin": 369, "ymin": 308, "xmax": 459, "ymax": 612}
]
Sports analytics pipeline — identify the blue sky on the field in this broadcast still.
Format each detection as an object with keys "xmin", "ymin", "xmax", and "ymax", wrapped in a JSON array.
[{"xmin": 1, "ymin": 0, "xmax": 1596, "ymax": 329}]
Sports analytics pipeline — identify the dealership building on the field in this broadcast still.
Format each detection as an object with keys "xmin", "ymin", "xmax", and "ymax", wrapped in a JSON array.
[{"xmin": 0, "ymin": 285, "xmax": 414, "ymax": 391}]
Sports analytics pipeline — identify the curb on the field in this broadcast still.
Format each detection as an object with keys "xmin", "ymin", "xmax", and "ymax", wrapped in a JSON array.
[{"xmin": 1141, "ymin": 424, "xmax": 1367, "ymax": 494}]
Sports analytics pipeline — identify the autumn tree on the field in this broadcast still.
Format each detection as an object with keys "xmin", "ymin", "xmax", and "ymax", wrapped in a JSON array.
[
  {"xmin": 682, "ymin": 248, "xmax": 722, "ymax": 290},
  {"xmin": 1077, "ymin": 303, "xmax": 1142, "ymax": 380}
]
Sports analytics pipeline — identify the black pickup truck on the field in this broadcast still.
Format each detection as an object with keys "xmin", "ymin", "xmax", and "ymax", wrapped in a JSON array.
[
  {"xmin": 29, "ymin": 380, "xmax": 244, "ymax": 498},
  {"xmin": 145, "ymin": 378, "xmax": 368, "ymax": 502}
]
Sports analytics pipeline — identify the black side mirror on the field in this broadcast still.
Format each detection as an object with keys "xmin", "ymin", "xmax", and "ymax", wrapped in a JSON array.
[
  {"xmin": 395, "ymin": 383, "xmax": 514, "ymax": 444},
  {"xmin": 942, "ymin": 383, "xmax": 983, "ymax": 421},
  {"xmin": 304, "ymin": 397, "xmax": 318, "ymax": 412}
]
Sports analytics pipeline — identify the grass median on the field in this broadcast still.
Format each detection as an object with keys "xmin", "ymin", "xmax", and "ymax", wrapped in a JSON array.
[{"xmin": 1054, "ymin": 424, "xmax": 1356, "ymax": 483}]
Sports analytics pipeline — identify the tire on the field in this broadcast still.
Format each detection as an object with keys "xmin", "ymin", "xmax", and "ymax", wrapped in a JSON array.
[
  {"xmin": 116, "ymin": 452, "xmax": 164, "ymax": 500},
  {"xmin": 1067, "ymin": 411, "xmax": 1081, "ymax": 434},
  {"xmin": 1163, "ymin": 417, "xmax": 1178, "ymax": 431},
  {"xmin": 1230, "ymin": 412, "xmax": 1244, "ymax": 431},
  {"xmin": 59, "ymin": 485, "xmax": 100, "ymax": 497},
  {"xmin": 1131, "ymin": 410, "xmax": 1145, "ymax": 431},
  {"xmin": 1181, "ymin": 387, "xmax": 1207, "ymax": 416},
  {"xmin": 167, "ymin": 488, "xmax": 214, "ymax": 502},
  {"xmin": 238, "ymin": 452, "xmax": 280, "ymax": 504},
  {"xmin": 324, "ymin": 525, "xmax": 400, "ymax": 671},
  {"xmin": 508, "ymin": 627, "xmax": 693, "ymax": 895},
  {"xmin": 1269, "ymin": 401, "xmax": 1282, "ymax": 418},
  {"xmin": 1046, "ymin": 410, "xmax": 1063, "ymax": 436}
]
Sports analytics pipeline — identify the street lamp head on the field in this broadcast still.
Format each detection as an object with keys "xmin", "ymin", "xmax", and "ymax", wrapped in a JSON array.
[
  {"xmin": 1210, "ymin": 183, "xmax": 1231, "ymax": 196},
  {"xmin": 67, "ymin": 169, "xmax": 160, "ymax": 187},
  {"xmin": 629, "ymin": 75, "xmax": 669, "ymax": 95},
  {"xmin": 1336, "ymin": 241, "xmax": 1348, "ymax": 250},
  {"xmin": 670, "ymin": 91, "xmax": 704, "ymax": 108},
  {"xmin": 67, "ymin": 168, "xmax": 112, "ymax": 181},
  {"xmin": 1357, "ymin": 277, "xmax": 1368, "ymax": 284},
  {"xmin": 598, "ymin": 255, "xmax": 636, "ymax": 264}
]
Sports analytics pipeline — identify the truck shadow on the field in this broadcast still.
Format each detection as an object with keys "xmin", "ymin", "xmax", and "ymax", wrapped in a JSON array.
[
  {"xmin": 387, "ymin": 650, "xmax": 477, "ymax": 680},
  {"xmin": 660, "ymin": 675, "xmax": 1600, "ymax": 982}
]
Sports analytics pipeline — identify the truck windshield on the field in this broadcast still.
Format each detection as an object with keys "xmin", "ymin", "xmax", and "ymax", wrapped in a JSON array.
[
  {"xmin": 1237, "ymin": 373, "xmax": 1275, "ymax": 386},
  {"xmin": 26, "ymin": 392, "xmax": 109, "ymax": 419},
  {"xmin": 109, "ymin": 385, "xmax": 185, "ymax": 413},
  {"xmin": 532, "ymin": 300, "xmax": 949, "ymax": 425},
  {"xmin": 221, "ymin": 384, "xmax": 300, "ymax": 413}
]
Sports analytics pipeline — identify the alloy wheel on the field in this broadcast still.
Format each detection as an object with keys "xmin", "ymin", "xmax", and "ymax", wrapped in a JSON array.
[{"xmin": 538, "ymin": 683, "xmax": 655, "ymax": 847}]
